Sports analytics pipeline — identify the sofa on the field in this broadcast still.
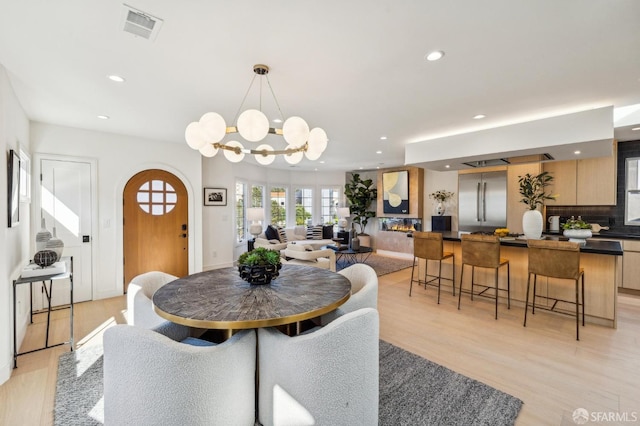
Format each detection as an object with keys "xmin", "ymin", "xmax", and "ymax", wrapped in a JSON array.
[{"xmin": 254, "ymin": 224, "xmax": 335, "ymax": 252}]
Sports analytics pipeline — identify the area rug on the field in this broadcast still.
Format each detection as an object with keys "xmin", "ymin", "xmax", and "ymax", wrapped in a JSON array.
[
  {"xmin": 379, "ymin": 340, "xmax": 522, "ymax": 425},
  {"xmin": 337, "ymin": 253, "xmax": 414, "ymax": 276},
  {"xmin": 55, "ymin": 340, "xmax": 522, "ymax": 425}
]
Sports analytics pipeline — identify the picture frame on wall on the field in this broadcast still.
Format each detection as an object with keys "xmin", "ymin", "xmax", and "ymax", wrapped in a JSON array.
[
  {"xmin": 382, "ymin": 170, "xmax": 409, "ymax": 214},
  {"xmin": 7, "ymin": 149, "xmax": 20, "ymax": 227},
  {"xmin": 204, "ymin": 187, "xmax": 227, "ymax": 206}
]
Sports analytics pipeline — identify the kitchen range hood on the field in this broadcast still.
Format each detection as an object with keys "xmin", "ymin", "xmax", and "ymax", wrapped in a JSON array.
[{"xmin": 462, "ymin": 153, "xmax": 554, "ymax": 168}]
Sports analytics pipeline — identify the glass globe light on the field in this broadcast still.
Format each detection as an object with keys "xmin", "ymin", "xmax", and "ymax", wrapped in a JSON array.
[
  {"xmin": 199, "ymin": 112, "xmax": 227, "ymax": 142},
  {"xmin": 199, "ymin": 143, "xmax": 219, "ymax": 158},
  {"xmin": 282, "ymin": 116, "xmax": 310, "ymax": 145},
  {"xmin": 254, "ymin": 144, "xmax": 275, "ymax": 165},
  {"xmin": 284, "ymin": 145, "xmax": 303, "ymax": 164},
  {"xmin": 237, "ymin": 109, "xmax": 269, "ymax": 142},
  {"xmin": 223, "ymin": 140, "xmax": 245, "ymax": 163},
  {"xmin": 185, "ymin": 122, "xmax": 207, "ymax": 150},
  {"xmin": 305, "ymin": 127, "xmax": 328, "ymax": 160}
]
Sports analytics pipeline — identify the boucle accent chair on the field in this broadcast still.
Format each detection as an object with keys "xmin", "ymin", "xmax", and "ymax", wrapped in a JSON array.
[
  {"xmin": 258, "ymin": 308, "xmax": 379, "ymax": 426},
  {"xmin": 321, "ymin": 263, "xmax": 378, "ymax": 325},
  {"xmin": 126, "ymin": 271, "xmax": 178, "ymax": 329},
  {"xmin": 103, "ymin": 323, "xmax": 256, "ymax": 426}
]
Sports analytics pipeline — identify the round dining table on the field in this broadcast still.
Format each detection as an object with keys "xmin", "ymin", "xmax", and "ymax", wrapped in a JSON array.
[{"xmin": 152, "ymin": 265, "xmax": 351, "ymax": 330}]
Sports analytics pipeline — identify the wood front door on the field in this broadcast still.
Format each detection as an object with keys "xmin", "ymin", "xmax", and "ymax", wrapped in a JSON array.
[{"xmin": 123, "ymin": 169, "xmax": 188, "ymax": 291}]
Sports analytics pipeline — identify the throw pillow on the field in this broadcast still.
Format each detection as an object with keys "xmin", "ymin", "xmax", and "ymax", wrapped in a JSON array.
[
  {"xmin": 277, "ymin": 227, "xmax": 287, "ymax": 243},
  {"xmin": 312, "ymin": 225, "xmax": 323, "ymax": 240},
  {"xmin": 265, "ymin": 225, "xmax": 279, "ymax": 241}
]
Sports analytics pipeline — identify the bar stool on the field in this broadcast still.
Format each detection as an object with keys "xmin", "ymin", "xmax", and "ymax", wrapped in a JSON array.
[
  {"xmin": 524, "ymin": 239, "xmax": 585, "ymax": 340},
  {"xmin": 457, "ymin": 234, "xmax": 510, "ymax": 319},
  {"xmin": 409, "ymin": 231, "xmax": 455, "ymax": 304}
]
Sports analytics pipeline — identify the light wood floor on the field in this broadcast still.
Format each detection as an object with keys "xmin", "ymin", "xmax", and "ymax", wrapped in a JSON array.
[{"xmin": 2, "ymin": 267, "xmax": 640, "ymax": 425}]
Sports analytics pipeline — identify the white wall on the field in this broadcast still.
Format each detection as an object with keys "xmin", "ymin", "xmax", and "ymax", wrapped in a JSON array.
[
  {"xmin": 0, "ymin": 65, "xmax": 31, "ymax": 384},
  {"xmin": 30, "ymin": 123, "xmax": 203, "ymax": 301},
  {"xmin": 201, "ymin": 154, "xmax": 345, "ymax": 270}
]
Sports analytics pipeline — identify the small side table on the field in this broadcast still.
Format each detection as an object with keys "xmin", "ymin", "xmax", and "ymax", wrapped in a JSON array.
[{"xmin": 13, "ymin": 256, "xmax": 74, "ymax": 368}]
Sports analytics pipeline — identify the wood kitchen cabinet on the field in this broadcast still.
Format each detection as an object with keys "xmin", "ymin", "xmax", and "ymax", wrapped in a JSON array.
[
  {"xmin": 543, "ymin": 142, "xmax": 617, "ymax": 205},
  {"xmin": 622, "ymin": 240, "xmax": 640, "ymax": 290}
]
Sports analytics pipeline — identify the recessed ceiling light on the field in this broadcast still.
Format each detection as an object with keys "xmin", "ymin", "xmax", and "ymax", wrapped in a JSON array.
[
  {"xmin": 632, "ymin": 127, "xmax": 640, "ymax": 131},
  {"xmin": 97, "ymin": 115, "xmax": 110, "ymax": 120},
  {"xmin": 473, "ymin": 114, "xmax": 486, "ymax": 120},
  {"xmin": 359, "ymin": 167, "xmax": 363, "ymax": 170},
  {"xmin": 108, "ymin": 75, "xmax": 126, "ymax": 83},
  {"xmin": 380, "ymin": 136, "xmax": 387, "ymax": 140},
  {"xmin": 574, "ymin": 150, "xmax": 581, "ymax": 155},
  {"xmin": 445, "ymin": 165, "xmax": 450, "ymax": 169},
  {"xmin": 273, "ymin": 118, "xmax": 282, "ymax": 124},
  {"xmin": 425, "ymin": 51, "xmax": 444, "ymax": 61},
  {"xmin": 376, "ymin": 150, "xmax": 382, "ymax": 154},
  {"xmin": 319, "ymin": 160, "xmax": 325, "ymax": 164}
]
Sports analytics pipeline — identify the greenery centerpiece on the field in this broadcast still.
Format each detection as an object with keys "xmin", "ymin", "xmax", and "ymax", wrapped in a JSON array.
[
  {"xmin": 237, "ymin": 247, "xmax": 282, "ymax": 285},
  {"xmin": 518, "ymin": 171, "xmax": 555, "ymax": 239},
  {"xmin": 344, "ymin": 173, "xmax": 377, "ymax": 235},
  {"xmin": 562, "ymin": 216, "xmax": 592, "ymax": 244}
]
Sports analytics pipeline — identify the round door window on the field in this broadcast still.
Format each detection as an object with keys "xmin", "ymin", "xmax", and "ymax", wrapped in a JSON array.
[{"xmin": 136, "ymin": 180, "xmax": 177, "ymax": 215}]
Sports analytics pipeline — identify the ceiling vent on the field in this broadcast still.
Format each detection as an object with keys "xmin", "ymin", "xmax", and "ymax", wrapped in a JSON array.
[
  {"xmin": 122, "ymin": 4, "xmax": 163, "ymax": 41},
  {"xmin": 463, "ymin": 153, "xmax": 554, "ymax": 168}
]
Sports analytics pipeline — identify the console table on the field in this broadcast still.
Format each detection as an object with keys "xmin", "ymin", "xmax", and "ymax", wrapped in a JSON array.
[{"xmin": 13, "ymin": 256, "xmax": 74, "ymax": 368}]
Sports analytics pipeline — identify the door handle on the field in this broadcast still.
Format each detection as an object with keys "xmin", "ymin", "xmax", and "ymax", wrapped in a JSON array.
[
  {"xmin": 476, "ymin": 182, "xmax": 481, "ymax": 222},
  {"xmin": 482, "ymin": 182, "xmax": 487, "ymax": 222},
  {"xmin": 179, "ymin": 233, "xmax": 187, "ymax": 238}
]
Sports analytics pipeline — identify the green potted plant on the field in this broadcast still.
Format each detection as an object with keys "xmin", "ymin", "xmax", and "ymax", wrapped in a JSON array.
[
  {"xmin": 344, "ymin": 173, "xmax": 377, "ymax": 235},
  {"xmin": 237, "ymin": 247, "xmax": 282, "ymax": 285},
  {"xmin": 518, "ymin": 171, "xmax": 555, "ymax": 239}
]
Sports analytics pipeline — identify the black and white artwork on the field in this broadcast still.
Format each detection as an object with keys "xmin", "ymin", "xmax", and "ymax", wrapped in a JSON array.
[{"xmin": 204, "ymin": 187, "xmax": 227, "ymax": 206}]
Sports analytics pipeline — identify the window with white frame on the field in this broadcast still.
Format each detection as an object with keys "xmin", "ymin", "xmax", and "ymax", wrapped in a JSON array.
[
  {"xmin": 19, "ymin": 147, "xmax": 31, "ymax": 203},
  {"xmin": 295, "ymin": 187, "xmax": 313, "ymax": 225},
  {"xmin": 320, "ymin": 187, "xmax": 340, "ymax": 225},
  {"xmin": 625, "ymin": 157, "xmax": 640, "ymax": 225},
  {"xmin": 235, "ymin": 182, "xmax": 246, "ymax": 242},
  {"xmin": 270, "ymin": 186, "xmax": 287, "ymax": 227}
]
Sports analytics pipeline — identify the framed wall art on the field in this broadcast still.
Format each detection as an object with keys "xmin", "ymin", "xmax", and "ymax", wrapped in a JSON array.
[
  {"xmin": 7, "ymin": 149, "xmax": 20, "ymax": 227},
  {"xmin": 382, "ymin": 170, "xmax": 409, "ymax": 214},
  {"xmin": 204, "ymin": 187, "xmax": 227, "ymax": 206}
]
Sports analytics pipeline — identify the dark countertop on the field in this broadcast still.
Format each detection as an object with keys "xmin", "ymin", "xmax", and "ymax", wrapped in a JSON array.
[
  {"xmin": 433, "ymin": 231, "xmax": 623, "ymax": 256},
  {"xmin": 543, "ymin": 231, "xmax": 640, "ymax": 240}
]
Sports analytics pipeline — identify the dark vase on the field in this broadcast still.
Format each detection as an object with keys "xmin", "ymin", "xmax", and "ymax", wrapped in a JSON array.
[{"xmin": 238, "ymin": 263, "xmax": 282, "ymax": 285}]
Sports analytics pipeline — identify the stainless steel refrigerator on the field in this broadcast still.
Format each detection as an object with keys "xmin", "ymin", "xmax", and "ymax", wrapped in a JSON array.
[{"xmin": 458, "ymin": 171, "xmax": 507, "ymax": 232}]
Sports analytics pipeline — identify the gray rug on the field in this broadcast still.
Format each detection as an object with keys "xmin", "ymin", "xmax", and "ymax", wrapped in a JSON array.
[
  {"xmin": 337, "ymin": 253, "xmax": 415, "ymax": 276},
  {"xmin": 379, "ymin": 340, "xmax": 522, "ymax": 425},
  {"xmin": 55, "ymin": 340, "xmax": 522, "ymax": 425}
]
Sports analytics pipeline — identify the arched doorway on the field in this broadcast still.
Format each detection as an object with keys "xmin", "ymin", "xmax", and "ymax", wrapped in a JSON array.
[{"xmin": 123, "ymin": 169, "xmax": 189, "ymax": 291}]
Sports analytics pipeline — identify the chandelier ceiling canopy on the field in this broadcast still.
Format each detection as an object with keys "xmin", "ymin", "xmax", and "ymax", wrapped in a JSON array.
[{"xmin": 185, "ymin": 64, "xmax": 328, "ymax": 165}]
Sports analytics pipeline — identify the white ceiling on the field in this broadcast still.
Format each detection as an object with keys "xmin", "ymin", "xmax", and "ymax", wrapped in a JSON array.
[{"xmin": 1, "ymin": 0, "xmax": 639, "ymax": 172}]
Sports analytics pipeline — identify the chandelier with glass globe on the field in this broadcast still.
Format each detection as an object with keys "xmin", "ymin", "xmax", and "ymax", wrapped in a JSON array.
[{"xmin": 184, "ymin": 64, "xmax": 328, "ymax": 165}]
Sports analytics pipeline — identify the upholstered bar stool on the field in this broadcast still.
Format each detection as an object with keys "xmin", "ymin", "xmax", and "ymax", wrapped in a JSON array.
[
  {"xmin": 524, "ymin": 239, "xmax": 585, "ymax": 340},
  {"xmin": 409, "ymin": 231, "xmax": 455, "ymax": 304},
  {"xmin": 457, "ymin": 234, "xmax": 510, "ymax": 319}
]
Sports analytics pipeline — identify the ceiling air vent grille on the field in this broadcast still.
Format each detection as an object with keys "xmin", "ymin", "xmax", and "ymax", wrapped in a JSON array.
[{"xmin": 122, "ymin": 4, "xmax": 163, "ymax": 41}]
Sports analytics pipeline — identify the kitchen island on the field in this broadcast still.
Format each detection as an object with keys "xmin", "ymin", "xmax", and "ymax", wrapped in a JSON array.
[{"xmin": 416, "ymin": 232, "xmax": 622, "ymax": 328}]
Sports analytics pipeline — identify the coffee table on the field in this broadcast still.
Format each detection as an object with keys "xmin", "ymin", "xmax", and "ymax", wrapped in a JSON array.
[{"xmin": 333, "ymin": 246, "xmax": 373, "ymax": 267}]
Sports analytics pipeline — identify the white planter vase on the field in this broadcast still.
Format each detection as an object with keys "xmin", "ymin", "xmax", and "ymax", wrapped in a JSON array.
[
  {"xmin": 522, "ymin": 210, "xmax": 543, "ymax": 240},
  {"xmin": 563, "ymin": 229, "xmax": 592, "ymax": 244},
  {"xmin": 435, "ymin": 202, "xmax": 444, "ymax": 216}
]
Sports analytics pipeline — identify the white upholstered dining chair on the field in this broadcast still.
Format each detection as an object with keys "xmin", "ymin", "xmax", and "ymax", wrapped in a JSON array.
[
  {"xmin": 258, "ymin": 308, "xmax": 379, "ymax": 426},
  {"xmin": 103, "ymin": 322, "xmax": 256, "ymax": 426},
  {"xmin": 126, "ymin": 271, "xmax": 178, "ymax": 329},
  {"xmin": 320, "ymin": 263, "xmax": 378, "ymax": 325}
]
